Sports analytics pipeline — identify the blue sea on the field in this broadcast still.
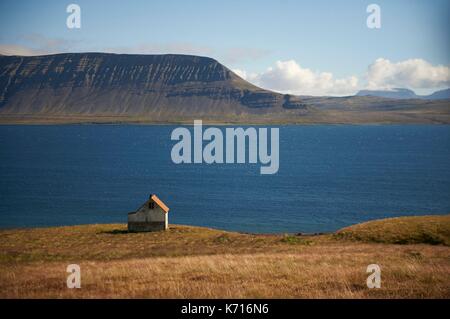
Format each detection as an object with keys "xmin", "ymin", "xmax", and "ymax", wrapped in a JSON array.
[{"xmin": 0, "ymin": 124, "xmax": 449, "ymax": 233}]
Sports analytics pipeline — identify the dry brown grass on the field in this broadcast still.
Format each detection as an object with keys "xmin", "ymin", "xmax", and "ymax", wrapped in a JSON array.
[
  {"xmin": 335, "ymin": 215, "xmax": 450, "ymax": 245},
  {"xmin": 0, "ymin": 216, "xmax": 449, "ymax": 298}
]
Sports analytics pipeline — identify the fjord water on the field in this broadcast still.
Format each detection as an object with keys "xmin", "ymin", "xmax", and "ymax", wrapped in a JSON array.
[{"xmin": 0, "ymin": 125, "xmax": 449, "ymax": 233}]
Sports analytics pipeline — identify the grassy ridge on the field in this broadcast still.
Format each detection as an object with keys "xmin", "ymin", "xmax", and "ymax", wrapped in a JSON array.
[
  {"xmin": 334, "ymin": 215, "xmax": 450, "ymax": 245},
  {"xmin": 0, "ymin": 215, "xmax": 449, "ymax": 298}
]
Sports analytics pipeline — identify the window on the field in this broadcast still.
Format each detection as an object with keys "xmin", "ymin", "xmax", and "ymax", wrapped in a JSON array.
[{"xmin": 149, "ymin": 202, "xmax": 155, "ymax": 209}]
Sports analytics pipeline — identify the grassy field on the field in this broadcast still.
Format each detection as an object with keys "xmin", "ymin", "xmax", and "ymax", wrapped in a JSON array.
[{"xmin": 0, "ymin": 215, "xmax": 449, "ymax": 298}]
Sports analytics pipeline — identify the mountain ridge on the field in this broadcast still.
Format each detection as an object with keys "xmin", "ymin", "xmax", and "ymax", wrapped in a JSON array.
[
  {"xmin": 0, "ymin": 53, "xmax": 449, "ymax": 124},
  {"xmin": 356, "ymin": 88, "xmax": 450, "ymax": 100}
]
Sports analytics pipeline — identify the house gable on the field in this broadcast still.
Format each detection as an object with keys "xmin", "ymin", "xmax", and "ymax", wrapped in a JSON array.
[{"xmin": 127, "ymin": 194, "xmax": 169, "ymax": 232}]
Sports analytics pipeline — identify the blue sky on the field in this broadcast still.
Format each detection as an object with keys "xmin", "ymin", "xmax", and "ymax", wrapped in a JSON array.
[{"xmin": 0, "ymin": 0, "xmax": 449, "ymax": 95}]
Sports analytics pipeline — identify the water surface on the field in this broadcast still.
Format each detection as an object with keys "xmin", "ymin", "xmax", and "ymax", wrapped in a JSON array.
[{"xmin": 0, "ymin": 124, "xmax": 449, "ymax": 233}]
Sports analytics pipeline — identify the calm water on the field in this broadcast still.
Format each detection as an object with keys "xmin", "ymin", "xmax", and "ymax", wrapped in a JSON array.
[{"xmin": 0, "ymin": 124, "xmax": 449, "ymax": 233}]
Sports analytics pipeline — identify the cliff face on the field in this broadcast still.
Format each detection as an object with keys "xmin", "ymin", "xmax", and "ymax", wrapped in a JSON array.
[{"xmin": 0, "ymin": 53, "xmax": 297, "ymax": 119}]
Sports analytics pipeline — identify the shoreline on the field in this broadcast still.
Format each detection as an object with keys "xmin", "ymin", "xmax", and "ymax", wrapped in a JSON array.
[
  {"xmin": 1, "ymin": 214, "xmax": 448, "ymax": 235},
  {"xmin": 1, "ymin": 119, "xmax": 450, "ymax": 126},
  {"xmin": 0, "ymin": 222, "xmax": 331, "ymax": 236},
  {"xmin": 1, "ymin": 111, "xmax": 450, "ymax": 126}
]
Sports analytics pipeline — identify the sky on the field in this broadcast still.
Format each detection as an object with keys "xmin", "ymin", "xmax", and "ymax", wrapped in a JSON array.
[{"xmin": 0, "ymin": 0, "xmax": 449, "ymax": 96}]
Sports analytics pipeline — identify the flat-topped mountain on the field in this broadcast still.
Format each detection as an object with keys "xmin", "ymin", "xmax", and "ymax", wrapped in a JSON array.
[
  {"xmin": 0, "ymin": 53, "xmax": 302, "ymax": 120},
  {"xmin": 0, "ymin": 53, "xmax": 449, "ymax": 124}
]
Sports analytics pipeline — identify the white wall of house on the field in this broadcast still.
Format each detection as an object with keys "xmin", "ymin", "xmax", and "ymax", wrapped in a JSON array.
[{"xmin": 128, "ymin": 199, "xmax": 168, "ymax": 230}]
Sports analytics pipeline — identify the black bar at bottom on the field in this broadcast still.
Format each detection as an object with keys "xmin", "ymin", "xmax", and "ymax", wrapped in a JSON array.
[{"xmin": 1, "ymin": 299, "xmax": 448, "ymax": 318}]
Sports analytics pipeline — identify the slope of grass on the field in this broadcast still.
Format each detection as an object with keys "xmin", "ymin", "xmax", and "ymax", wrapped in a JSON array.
[
  {"xmin": 0, "ymin": 215, "xmax": 449, "ymax": 298},
  {"xmin": 334, "ymin": 215, "xmax": 450, "ymax": 245},
  {"xmin": 0, "ymin": 224, "xmax": 311, "ymax": 263}
]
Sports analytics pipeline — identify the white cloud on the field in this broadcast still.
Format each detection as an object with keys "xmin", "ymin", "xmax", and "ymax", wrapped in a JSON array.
[
  {"xmin": 0, "ymin": 35, "xmax": 268, "ymax": 66},
  {"xmin": 366, "ymin": 58, "xmax": 450, "ymax": 90},
  {"xmin": 233, "ymin": 58, "xmax": 450, "ymax": 96},
  {"xmin": 0, "ymin": 44, "xmax": 45, "ymax": 56},
  {"xmin": 234, "ymin": 60, "xmax": 359, "ymax": 96},
  {"xmin": 232, "ymin": 69, "xmax": 248, "ymax": 79},
  {"xmin": 0, "ymin": 34, "xmax": 80, "ymax": 56}
]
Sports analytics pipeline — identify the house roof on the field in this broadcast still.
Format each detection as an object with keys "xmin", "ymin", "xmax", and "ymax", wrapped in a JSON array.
[{"xmin": 151, "ymin": 194, "xmax": 169, "ymax": 213}]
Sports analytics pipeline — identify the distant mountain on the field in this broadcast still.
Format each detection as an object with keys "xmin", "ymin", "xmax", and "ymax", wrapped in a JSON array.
[
  {"xmin": 426, "ymin": 88, "xmax": 450, "ymax": 100},
  {"xmin": 0, "ymin": 53, "xmax": 449, "ymax": 124},
  {"xmin": 356, "ymin": 88, "xmax": 418, "ymax": 99},
  {"xmin": 356, "ymin": 88, "xmax": 450, "ymax": 100}
]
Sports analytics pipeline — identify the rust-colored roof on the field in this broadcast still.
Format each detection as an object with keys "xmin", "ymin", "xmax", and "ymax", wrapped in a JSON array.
[{"xmin": 151, "ymin": 194, "xmax": 169, "ymax": 213}]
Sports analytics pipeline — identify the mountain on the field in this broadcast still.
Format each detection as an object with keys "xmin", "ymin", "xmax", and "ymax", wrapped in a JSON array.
[
  {"xmin": 356, "ymin": 88, "xmax": 418, "ymax": 99},
  {"xmin": 356, "ymin": 88, "xmax": 450, "ymax": 100},
  {"xmin": 0, "ymin": 53, "xmax": 310, "ymax": 121},
  {"xmin": 426, "ymin": 88, "xmax": 450, "ymax": 100},
  {"xmin": 0, "ymin": 53, "xmax": 449, "ymax": 124}
]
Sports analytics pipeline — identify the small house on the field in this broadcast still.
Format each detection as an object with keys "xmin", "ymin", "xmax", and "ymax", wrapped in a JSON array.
[{"xmin": 128, "ymin": 194, "xmax": 169, "ymax": 232}]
